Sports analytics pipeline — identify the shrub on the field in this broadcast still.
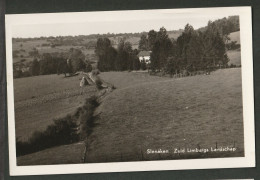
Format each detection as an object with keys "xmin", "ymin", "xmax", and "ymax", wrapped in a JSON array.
[
  {"xmin": 78, "ymin": 96, "xmax": 99, "ymax": 139},
  {"xmin": 140, "ymin": 60, "xmax": 147, "ymax": 70},
  {"xmin": 95, "ymin": 78, "xmax": 103, "ymax": 90},
  {"xmin": 16, "ymin": 115, "xmax": 79, "ymax": 156},
  {"xmin": 111, "ymin": 85, "xmax": 116, "ymax": 89},
  {"xmin": 16, "ymin": 96, "xmax": 100, "ymax": 156},
  {"xmin": 92, "ymin": 69, "xmax": 100, "ymax": 75},
  {"xmin": 85, "ymin": 63, "xmax": 92, "ymax": 72}
]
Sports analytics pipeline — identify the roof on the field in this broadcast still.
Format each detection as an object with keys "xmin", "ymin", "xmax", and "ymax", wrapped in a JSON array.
[{"xmin": 138, "ymin": 51, "xmax": 151, "ymax": 57}]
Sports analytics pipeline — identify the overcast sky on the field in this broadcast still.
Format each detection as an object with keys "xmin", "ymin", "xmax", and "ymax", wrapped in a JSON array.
[{"xmin": 10, "ymin": 8, "xmax": 239, "ymax": 38}]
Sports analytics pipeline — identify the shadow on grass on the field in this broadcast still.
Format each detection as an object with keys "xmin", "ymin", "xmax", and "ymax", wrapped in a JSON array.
[{"xmin": 16, "ymin": 95, "xmax": 100, "ymax": 157}]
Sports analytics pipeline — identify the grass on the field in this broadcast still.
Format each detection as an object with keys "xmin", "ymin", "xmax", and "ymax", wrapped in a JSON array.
[
  {"xmin": 85, "ymin": 68, "xmax": 244, "ymax": 162},
  {"xmin": 14, "ymin": 74, "xmax": 90, "ymax": 102},
  {"xmin": 227, "ymin": 50, "xmax": 241, "ymax": 66},
  {"xmin": 12, "ymin": 39, "xmax": 96, "ymax": 63},
  {"xmin": 17, "ymin": 141, "xmax": 85, "ymax": 165},
  {"xmin": 229, "ymin": 31, "xmax": 240, "ymax": 44},
  {"xmin": 14, "ymin": 74, "xmax": 97, "ymax": 141},
  {"xmin": 99, "ymin": 71, "xmax": 169, "ymax": 89}
]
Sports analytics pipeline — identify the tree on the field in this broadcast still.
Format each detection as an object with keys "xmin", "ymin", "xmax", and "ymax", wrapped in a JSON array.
[
  {"xmin": 148, "ymin": 30, "xmax": 158, "ymax": 50},
  {"xmin": 85, "ymin": 61, "xmax": 93, "ymax": 72},
  {"xmin": 150, "ymin": 27, "xmax": 173, "ymax": 72},
  {"xmin": 115, "ymin": 40, "xmax": 128, "ymax": 71},
  {"xmin": 57, "ymin": 59, "xmax": 69, "ymax": 77},
  {"xmin": 95, "ymin": 38, "xmax": 117, "ymax": 71},
  {"xmin": 201, "ymin": 22, "xmax": 229, "ymax": 69},
  {"xmin": 132, "ymin": 55, "xmax": 141, "ymax": 70},
  {"xmin": 140, "ymin": 59, "xmax": 147, "ymax": 70},
  {"xmin": 29, "ymin": 49, "xmax": 39, "ymax": 58},
  {"xmin": 176, "ymin": 24, "xmax": 204, "ymax": 71},
  {"xmin": 68, "ymin": 48, "xmax": 86, "ymax": 73},
  {"xmin": 138, "ymin": 34, "xmax": 148, "ymax": 51},
  {"xmin": 30, "ymin": 59, "xmax": 40, "ymax": 76}
]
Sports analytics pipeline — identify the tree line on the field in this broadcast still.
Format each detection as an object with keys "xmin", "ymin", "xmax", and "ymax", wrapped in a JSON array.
[
  {"xmin": 95, "ymin": 38, "xmax": 143, "ymax": 71},
  {"xmin": 13, "ymin": 48, "xmax": 92, "ymax": 78},
  {"xmin": 96, "ymin": 19, "xmax": 234, "ymax": 75}
]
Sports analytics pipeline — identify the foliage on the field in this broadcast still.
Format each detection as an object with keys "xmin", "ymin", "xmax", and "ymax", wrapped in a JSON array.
[
  {"xmin": 149, "ymin": 23, "xmax": 229, "ymax": 74},
  {"xmin": 16, "ymin": 96, "xmax": 99, "ymax": 156},
  {"xmin": 140, "ymin": 60, "xmax": 147, "ymax": 70},
  {"xmin": 68, "ymin": 48, "xmax": 86, "ymax": 73},
  {"xmin": 95, "ymin": 38, "xmax": 140, "ymax": 72},
  {"xmin": 150, "ymin": 27, "xmax": 174, "ymax": 71},
  {"xmin": 30, "ymin": 59, "xmax": 40, "ymax": 76},
  {"xmin": 226, "ymin": 41, "xmax": 240, "ymax": 50},
  {"xmin": 95, "ymin": 77, "xmax": 103, "ymax": 90},
  {"xmin": 16, "ymin": 115, "xmax": 78, "ymax": 156},
  {"xmin": 138, "ymin": 34, "xmax": 148, "ymax": 51},
  {"xmin": 95, "ymin": 38, "xmax": 117, "ymax": 71},
  {"xmin": 77, "ymin": 96, "xmax": 99, "ymax": 139},
  {"xmin": 85, "ymin": 62, "xmax": 93, "ymax": 72},
  {"xmin": 92, "ymin": 69, "xmax": 100, "ymax": 75}
]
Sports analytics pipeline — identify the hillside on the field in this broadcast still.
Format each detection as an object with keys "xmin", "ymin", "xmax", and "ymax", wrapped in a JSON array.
[
  {"xmin": 84, "ymin": 68, "xmax": 244, "ymax": 163},
  {"xmin": 229, "ymin": 31, "xmax": 241, "ymax": 44},
  {"xmin": 14, "ymin": 74, "xmax": 97, "ymax": 141},
  {"xmin": 17, "ymin": 141, "xmax": 85, "ymax": 165}
]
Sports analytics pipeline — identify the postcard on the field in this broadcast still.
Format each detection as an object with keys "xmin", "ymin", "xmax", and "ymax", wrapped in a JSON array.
[{"xmin": 5, "ymin": 6, "xmax": 255, "ymax": 176}]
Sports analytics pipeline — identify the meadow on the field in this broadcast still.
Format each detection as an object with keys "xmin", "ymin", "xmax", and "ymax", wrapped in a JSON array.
[
  {"xmin": 12, "ymin": 30, "xmax": 241, "ymax": 68},
  {"xmin": 14, "ymin": 74, "xmax": 97, "ymax": 141},
  {"xmin": 229, "ymin": 31, "xmax": 240, "ymax": 44},
  {"xmin": 17, "ymin": 142, "xmax": 86, "ymax": 165},
  {"xmin": 85, "ymin": 68, "xmax": 244, "ymax": 162},
  {"xmin": 16, "ymin": 68, "xmax": 243, "ymax": 165},
  {"xmin": 14, "ymin": 30, "xmax": 242, "ymax": 165}
]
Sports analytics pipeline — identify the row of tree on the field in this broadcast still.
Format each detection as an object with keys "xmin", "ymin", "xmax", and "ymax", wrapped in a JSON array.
[
  {"xmin": 96, "ymin": 21, "xmax": 230, "ymax": 74},
  {"xmin": 14, "ymin": 48, "xmax": 92, "ymax": 78},
  {"xmin": 138, "ymin": 21, "xmax": 230, "ymax": 74},
  {"xmin": 95, "ymin": 38, "xmax": 144, "ymax": 71}
]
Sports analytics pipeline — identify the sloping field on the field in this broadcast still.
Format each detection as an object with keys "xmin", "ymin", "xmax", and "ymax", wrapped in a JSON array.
[
  {"xmin": 17, "ymin": 141, "xmax": 85, "ymax": 165},
  {"xmin": 227, "ymin": 50, "xmax": 241, "ymax": 66},
  {"xmin": 14, "ymin": 74, "xmax": 89, "ymax": 102},
  {"xmin": 229, "ymin": 31, "xmax": 240, "ymax": 44},
  {"xmin": 14, "ymin": 74, "xmax": 97, "ymax": 141},
  {"xmin": 86, "ymin": 68, "xmax": 243, "ymax": 162},
  {"xmin": 100, "ymin": 71, "xmax": 169, "ymax": 89}
]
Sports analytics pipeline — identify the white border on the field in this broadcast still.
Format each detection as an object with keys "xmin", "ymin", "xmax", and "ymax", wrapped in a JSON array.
[{"xmin": 5, "ymin": 7, "xmax": 255, "ymax": 176}]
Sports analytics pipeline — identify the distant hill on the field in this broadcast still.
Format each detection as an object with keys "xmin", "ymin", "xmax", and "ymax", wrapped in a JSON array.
[
  {"xmin": 197, "ymin": 15, "xmax": 239, "ymax": 35},
  {"xmin": 12, "ymin": 15, "xmax": 240, "ymax": 68}
]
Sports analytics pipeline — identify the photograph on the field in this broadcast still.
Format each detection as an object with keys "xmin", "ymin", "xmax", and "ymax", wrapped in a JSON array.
[{"xmin": 5, "ymin": 6, "xmax": 255, "ymax": 175}]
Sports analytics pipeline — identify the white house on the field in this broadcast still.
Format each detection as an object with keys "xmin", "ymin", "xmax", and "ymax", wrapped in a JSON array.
[{"xmin": 137, "ymin": 51, "xmax": 151, "ymax": 64}]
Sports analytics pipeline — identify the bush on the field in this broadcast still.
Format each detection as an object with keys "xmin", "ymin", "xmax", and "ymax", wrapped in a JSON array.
[
  {"xmin": 16, "ymin": 115, "xmax": 79, "ymax": 156},
  {"xmin": 85, "ymin": 63, "xmax": 92, "ymax": 72},
  {"xmin": 16, "ymin": 96, "xmax": 100, "ymax": 156},
  {"xmin": 76, "ymin": 96, "xmax": 99, "ymax": 139},
  {"xmin": 95, "ymin": 78, "xmax": 103, "ymax": 90},
  {"xmin": 92, "ymin": 69, "xmax": 100, "ymax": 75},
  {"xmin": 140, "ymin": 60, "xmax": 147, "ymax": 70}
]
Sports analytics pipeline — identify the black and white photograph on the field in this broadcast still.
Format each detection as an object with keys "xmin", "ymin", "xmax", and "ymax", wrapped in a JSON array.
[{"xmin": 5, "ymin": 6, "xmax": 255, "ymax": 175}]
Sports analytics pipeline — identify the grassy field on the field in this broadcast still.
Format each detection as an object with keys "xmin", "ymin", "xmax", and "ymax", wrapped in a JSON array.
[
  {"xmin": 14, "ymin": 74, "xmax": 97, "ymax": 141},
  {"xmin": 15, "ymin": 68, "xmax": 244, "ymax": 165},
  {"xmin": 229, "ymin": 31, "xmax": 240, "ymax": 44},
  {"xmin": 85, "ymin": 68, "xmax": 244, "ymax": 162},
  {"xmin": 226, "ymin": 31, "xmax": 241, "ymax": 66},
  {"xmin": 227, "ymin": 50, "xmax": 241, "ymax": 66},
  {"xmin": 14, "ymin": 74, "xmax": 91, "ymax": 102},
  {"xmin": 17, "ymin": 141, "xmax": 85, "ymax": 165}
]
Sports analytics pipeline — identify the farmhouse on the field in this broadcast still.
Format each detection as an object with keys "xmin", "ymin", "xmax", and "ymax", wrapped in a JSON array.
[{"xmin": 137, "ymin": 51, "xmax": 151, "ymax": 64}]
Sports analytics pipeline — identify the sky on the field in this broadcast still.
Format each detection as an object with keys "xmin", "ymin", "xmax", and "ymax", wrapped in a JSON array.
[{"xmin": 10, "ymin": 8, "xmax": 239, "ymax": 38}]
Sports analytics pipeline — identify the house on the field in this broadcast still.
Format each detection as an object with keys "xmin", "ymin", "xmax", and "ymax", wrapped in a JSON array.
[{"xmin": 137, "ymin": 51, "xmax": 151, "ymax": 64}]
